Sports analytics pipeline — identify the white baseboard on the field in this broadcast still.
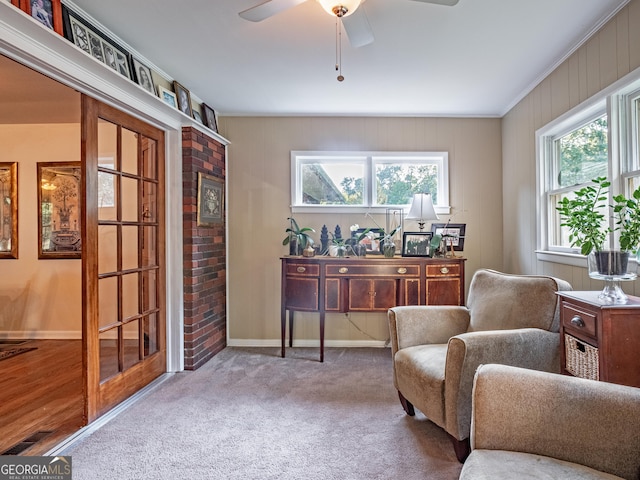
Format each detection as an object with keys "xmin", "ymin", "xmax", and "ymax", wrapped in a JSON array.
[
  {"xmin": 0, "ymin": 331, "xmax": 82, "ymax": 340},
  {"xmin": 227, "ymin": 338, "xmax": 389, "ymax": 348}
]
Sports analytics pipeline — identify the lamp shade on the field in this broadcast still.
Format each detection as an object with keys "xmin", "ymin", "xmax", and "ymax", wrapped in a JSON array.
[
  {"xmin": 406, "ymin": 193, "xmax": 439, "ymax": 225},
  {"xmin": 317, "ymin": 0, "xmax": 362, "ymax": 17}
]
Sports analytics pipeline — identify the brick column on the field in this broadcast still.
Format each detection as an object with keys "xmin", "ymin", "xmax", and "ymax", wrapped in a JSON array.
[{"xmin": 182, "ymin": 127, "xmax": 226, "ymax": 370}]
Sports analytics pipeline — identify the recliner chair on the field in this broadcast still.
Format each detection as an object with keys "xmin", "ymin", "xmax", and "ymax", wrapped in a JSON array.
[{"xmin": 387, "ymin": 269, "xmax": 572, "ymax": 461}]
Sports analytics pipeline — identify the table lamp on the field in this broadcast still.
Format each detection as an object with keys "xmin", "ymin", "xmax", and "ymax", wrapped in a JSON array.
[{"xmin": 405, "ymin": 193, "xmax": 439, "ymax": 231}]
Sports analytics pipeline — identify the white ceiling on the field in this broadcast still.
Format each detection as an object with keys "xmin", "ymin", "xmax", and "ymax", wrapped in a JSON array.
[{"xmin": 17, "ymin": 0, "xmax": 635, "ymax": 117}]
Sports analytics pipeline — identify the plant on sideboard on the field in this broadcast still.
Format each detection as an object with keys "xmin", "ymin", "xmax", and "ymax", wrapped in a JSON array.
[{"xmin": 282, "ymin": 217, "xmax": 315, "ymax": 256}]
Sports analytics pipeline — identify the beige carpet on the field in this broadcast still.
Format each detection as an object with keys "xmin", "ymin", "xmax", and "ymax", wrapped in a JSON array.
[{"xmin": 65, "ymin": 347, "xmax": 462, "ymax": 480}]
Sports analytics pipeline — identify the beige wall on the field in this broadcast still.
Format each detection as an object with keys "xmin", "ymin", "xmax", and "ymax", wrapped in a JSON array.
[
  {"xmin": 502, "ymin": 0, "xmax": 640, "ymax": 294},
  {"xmin": 0, "ymin": 123, "xmax": 82, "ymax": 337},
  {"xmin": 220, "ymin": 116, "xmax": 503, "ymax": 344}
]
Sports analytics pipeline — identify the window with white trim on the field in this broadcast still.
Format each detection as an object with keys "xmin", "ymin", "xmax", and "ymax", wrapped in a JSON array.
[
  {"xmin": 537, "ymin": 69, "xmax": 640, "ymax": 263},
  {"xmin": 291, "ymin": 151, "xmax": 449, "ymax": 214}
]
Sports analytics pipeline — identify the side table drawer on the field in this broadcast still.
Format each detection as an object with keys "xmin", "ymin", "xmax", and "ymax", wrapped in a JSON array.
[
  {"xmin": 562, "ymin": 303, "xmax": 597, "ymax": 339},
  {"xmin": 426, "ymin": 264, "xmax": 460, "ymax": 277},
  {"xmin": 325, "ymin": 263, "xmax": 420, "ymax": 277},
  {"xmin": 285, "ymin": 263, "xmax": 319, "ymax": 277}
]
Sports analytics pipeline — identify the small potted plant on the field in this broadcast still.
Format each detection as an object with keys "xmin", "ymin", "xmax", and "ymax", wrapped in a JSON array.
[{"xmin": 282, "ymin": 217, "xmax": 315, "ymax": 256}]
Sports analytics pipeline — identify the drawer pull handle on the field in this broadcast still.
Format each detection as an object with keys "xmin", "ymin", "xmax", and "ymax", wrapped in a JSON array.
[
  {"xmin": 570, "ymin": 315, "xmax": 585, "ymax": 328},
  {"xmin": 296, "ymin": 267, "xmax": 306, "ymax": 273},
  {"xmin": 397, "ymin": 267, "xmax": 407, "ymax": 274},
  {"xmin": 440, "ymin": 267, "xmax": 449, "ymax": 274},
  {"xmin": 339, "ymin": 267, "xmax": 349, "ymax": 274}
]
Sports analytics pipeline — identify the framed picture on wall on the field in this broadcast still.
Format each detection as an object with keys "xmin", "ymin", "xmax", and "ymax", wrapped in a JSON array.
[
  {"xmin": 430, "ymin": 223, "xmax": 466, "ymax": 251},
  {"xmin": 202, "ymin": 103, "xmax": 218, "ymax": 133},
  {"xmin": 0, "ymin": 162, "xmax": 18, "ymax": 259},
  {"xmin": 157, "ymin": 85, "xmax": 177, "ymax": 108},
  {"xmin": 173, "ymin": 81, "xmax": 193, "ymax": 117},
  {"xmin": 37, "ymin": 162, "xmax": 82, "ymax": 259},
  {"xmin": 131, "ymin": 57, "xmax": 155, "ymax": 95},
  {"xmin": 197, "ymin": 172, "xmax": 224, "ymax": 226},
  {"xmin": 22, "ymin": 0, "xmax": 63, "ymax": 36}
]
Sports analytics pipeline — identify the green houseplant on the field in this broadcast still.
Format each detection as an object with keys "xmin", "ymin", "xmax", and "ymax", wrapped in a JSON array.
[
  {"xmin": 556, "ymin": 176, "xmax": 640, "ymax": 276},
  {"xmin": 282, "ymin": 217, "xmax": 315, "ymax": 256}
]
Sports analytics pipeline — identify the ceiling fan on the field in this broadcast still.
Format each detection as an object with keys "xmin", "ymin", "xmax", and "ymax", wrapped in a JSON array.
[{"xmin": 239, "ymin": 0, "xmax": 459, "ymax": 48}]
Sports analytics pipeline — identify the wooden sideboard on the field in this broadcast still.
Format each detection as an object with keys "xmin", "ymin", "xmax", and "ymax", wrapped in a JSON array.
[
  {"xmin": 558, "ymin": 291, "xmax": 640, "ymax": 388},
  {"xmin": 281, "ymin": 255, "xmax": 466, "ymax": 361}
]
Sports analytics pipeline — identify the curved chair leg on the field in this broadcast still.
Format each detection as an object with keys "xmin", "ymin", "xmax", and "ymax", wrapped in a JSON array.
[
  {"xmin": 397, "ymin": 391, "xmax": 415, "ymax": 416},
  {"xmin": 449, "ymin": 435, "xmax": 471, "ymax": 463}
]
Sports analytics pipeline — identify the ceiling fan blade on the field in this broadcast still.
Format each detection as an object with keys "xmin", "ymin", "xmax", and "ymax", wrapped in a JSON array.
[
  {"xmin": 410, "ymin": 0, "xmax": 459, "ymax": 5},
  {"xmin": 239, "ymin": 0, "xmax": 307, "ymax": 22},
  {"xmin": 342, "ymin": 7, "xmax": 374, "ymax": 48}
]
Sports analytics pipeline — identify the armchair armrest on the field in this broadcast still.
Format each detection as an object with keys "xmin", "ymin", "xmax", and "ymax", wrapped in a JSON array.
[
  {"xmin": 443, "ymin": 328, "xmax": 560, "ymax": 440},
  {"xmin": 388, "ymin": 305, "xmax": 470, "ymax": 354},
  {"xmin": 470, "ymin": 364, "xmax": 640, "ymax": 480}
]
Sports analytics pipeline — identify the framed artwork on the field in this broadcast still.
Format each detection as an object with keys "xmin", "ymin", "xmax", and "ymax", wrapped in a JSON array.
[
  {"xmin": 197, "ymin": 172, "xmax": 224, "ymax": 226},
  {"xmin": 157, "ymin": 85, "xmax": 177, "ymax": 108},
  {"xmin": 37, "ymin": 162, "xmax": 82, "ymax": 259},
  {"xmin": 353, "ymin": 227, "xmax": 382, "ymax": 254},
  {"xmin": 132, "ymin": 57, "xmax": 155, "ymax": 95},
  {"xmin": 173, "ymin": 81, "xmax": 193, "ymax": 117},
  {"xmin": 0, "ymin": 162, "xmax": 18, "ymax": 259},
  {"xmin": 22, "ymin": 0, "xmax": 63, "ymax": 35},
  {"xmin": 192, "ymin": 109, "xmax": 203, "ymax": 124},
  {"xmin": 431, "ymin": 223, "xmax": 466, "ymax": 251},
  {"xmin": 62, "ymin": 5, "xmax": 132, "ymax": 80},
  {"xmin": 402, "ymin": 232, "xmax": 433, "ymax": 257},
  {"xmin": 202, "ymin": 104, "xmax": 218, "ymax": 133}
]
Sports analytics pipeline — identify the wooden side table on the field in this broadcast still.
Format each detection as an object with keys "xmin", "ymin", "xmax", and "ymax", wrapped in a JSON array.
[{"xmin": 558, "ymin": 291, "xmax": 640, "ymax": 388}]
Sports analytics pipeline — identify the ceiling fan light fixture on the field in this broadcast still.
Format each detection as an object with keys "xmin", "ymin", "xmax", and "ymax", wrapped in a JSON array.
[{"xmin": 317, "ymin": 0, "xmax": 362, "ymax": 17}]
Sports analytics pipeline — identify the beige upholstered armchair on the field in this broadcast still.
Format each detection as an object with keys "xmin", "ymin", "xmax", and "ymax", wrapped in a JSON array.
[
  {"xmin": 461, "ymin": 364, "xmax": 640, "ymax": 479},
  {"xmin": 388, "ymin": 269, "xmax": 572, "ymax": 461}
]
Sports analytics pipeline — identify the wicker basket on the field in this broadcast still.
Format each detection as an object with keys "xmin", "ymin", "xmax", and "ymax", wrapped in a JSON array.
[{"xmin": 565, "ymin": 334, "xmax": 599, "ymax": 381}]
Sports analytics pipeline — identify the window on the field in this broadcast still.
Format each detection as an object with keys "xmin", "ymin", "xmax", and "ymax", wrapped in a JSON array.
[
  {"xmin": 537, "ymin": 68, "xmax": 640, "ymax": 264},
  {"xmin": 291, "ymin": 151, "xmax": 449, "ymax": 214}
]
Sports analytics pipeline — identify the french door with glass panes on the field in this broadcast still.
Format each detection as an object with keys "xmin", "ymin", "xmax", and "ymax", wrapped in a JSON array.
[{"xmin": 82, "ymin": 96, "xmax": 166, "ymax": 422}]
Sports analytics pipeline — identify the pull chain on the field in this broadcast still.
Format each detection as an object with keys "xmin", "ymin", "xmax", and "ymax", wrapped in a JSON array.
[{"xmin": 335, "ymin": 17, "xmax": 344, "ymax": 82}]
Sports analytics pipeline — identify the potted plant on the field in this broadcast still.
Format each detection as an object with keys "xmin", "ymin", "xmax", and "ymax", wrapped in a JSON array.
[
  {"xmin": 347, "ymin": 224, "xmax": 371, "ymax": 257},
  {"xmin": 282, "ymin": 217, "xmax": 315, "ymax": 256},
  {"xmin": 556, "ymin": 176, "xmax": 640, "ymax": 275}
]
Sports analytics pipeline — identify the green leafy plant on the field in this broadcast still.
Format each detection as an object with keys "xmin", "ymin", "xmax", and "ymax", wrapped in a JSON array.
[
  {"xmin": 282, "ymin": 217, "xmax": 315, "ymax": 253},
  {"xmin": 556, "ymin": 176, "xmax": 610, "ymax": 256},
  {"xmin": 613, "ymin": 185, "xmax": 640, "ymax": 254}
]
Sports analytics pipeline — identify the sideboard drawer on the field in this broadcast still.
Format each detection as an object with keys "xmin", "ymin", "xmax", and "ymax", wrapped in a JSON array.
[
  {"xmin": 285, "ymin": 263, "xmax": 319, "ymax": 277},
  {"xmin": 562, "ymin": 303, "xmax": 597, "ymax": 339},
  {"xmin": 325, "ymin": 263, "xmax": 420, "ymax": 277},
  {"xmin": 426, "ymin": 264, "xmax": 461, "ymax": 277}
]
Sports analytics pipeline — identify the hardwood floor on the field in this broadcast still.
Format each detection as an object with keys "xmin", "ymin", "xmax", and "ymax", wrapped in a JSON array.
[{"xmin": 0, "ymin": 340, "xmax": 84, "ymax": 455}]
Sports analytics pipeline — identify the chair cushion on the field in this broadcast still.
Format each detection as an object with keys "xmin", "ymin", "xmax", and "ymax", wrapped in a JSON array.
[
  {"xmin": 466, "ymin": 269, "xmax": 563, "ymax": 332},
  {"xmin": 394, "ymin": 344, "xmax": 447, "ymax": 428},
  {"xmin": 460, "ymin": 450, "xmax": 625, "ymax": 480}
]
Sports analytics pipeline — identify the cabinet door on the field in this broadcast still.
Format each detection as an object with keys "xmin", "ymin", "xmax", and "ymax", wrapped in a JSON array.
[
  {"xmin": 426, "ymin": 278, "xmax": 460, "ymax": 305},
  {"xmin": 285, "ymin": 277, "xmax": 319, "ymax": 311},
  {"xmin": 401, "ymin": 279, "xmax": 420, "ymax": 305},
  {"xmin": 348, "ymin": 279, "xmax": 397, "ymax": 311}
]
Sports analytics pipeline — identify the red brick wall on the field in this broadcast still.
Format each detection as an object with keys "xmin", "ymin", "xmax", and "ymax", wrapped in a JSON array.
[{"xmin": 182, "ymin": 127, "xmax": 226, "ymax": 370}]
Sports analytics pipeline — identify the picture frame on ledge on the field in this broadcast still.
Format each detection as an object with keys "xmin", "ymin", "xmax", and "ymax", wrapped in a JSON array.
[
  {"xmin": 173, "ymin": 81, "xmax": 193, "ymax": 118},
  {"xmin": 402, "ymin": 232, "xmax": 433, "ymax": 257},
  {"xmin": 131, "ymin": 57, "xmax": 156, "ymax": 95},
  {"xmin": 0, "ymin": 162, "xmax": 18, "ymax": 259},
  {"xmin": 22, "ymin": 0, "xmax": 63, "ymax": 36},
  {"xmin": 202, "ymin": 103, "xmax": 218, "ymax": 133},
  {"xmin": 430, "ymin": 223, "xmax": 466, "ymax": 251},
  {"xmin": 353, "ymin": 227, "xmax": 382, "ymax": 254},
  {"xmin": 157, "ymin": 85, "xmax": 177, "ymax": 109}
]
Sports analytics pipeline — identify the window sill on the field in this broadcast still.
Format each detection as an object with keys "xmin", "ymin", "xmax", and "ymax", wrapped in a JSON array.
[{"xmin": 536, "ymin": 250, "xmax": 639, "ymax": 269}]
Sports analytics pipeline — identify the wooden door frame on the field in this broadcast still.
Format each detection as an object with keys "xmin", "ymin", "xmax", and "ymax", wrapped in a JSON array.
[{"xmin": 81, "ymin": 95, "xmax": 166, "ymax": 422}]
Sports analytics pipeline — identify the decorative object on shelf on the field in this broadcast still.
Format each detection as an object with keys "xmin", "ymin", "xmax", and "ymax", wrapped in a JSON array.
[
  {"xmin": 320, "ymin": 224, "xmax": 329, "ymax": 254},
  {"xmin": 405, "ymin": 193, "xmax": 439, "ymax": 231},
  {"xmin": 202, "ymin": 104, "xmax": 218, "ymax": 133},
  {"xmin": 196, "ymin": 172, "xmax": 224, "ymax": 226},
  {"xmin": 131, "ymin": 57, "xmax": 155, "ymax": 95},
  {"xmin": 557, "ymin": 176, "xmax": 640, "ymax": 303},
  {"xmin": 348, "ymin": 224, "xmax": 370, "ymax": 257},
  {"xmin": 402, "ymin": 232, "xmax": 433, "ymax": 257},
  {"xmin": 302, "ymin": 243, "xmax": 315, "ymax": 257},
  {"xmin": 37, "ymin": 162, "xmax": 81, "ymax": 259},
  {"xmin": 173, "ymin": 80, "xmax": 193, "ymax": 117},
  {"xmin": 365, "ymin": 212, "xmax": 400, "ymax": 256},
  {"xmin": 0, "ymin": 162, "xmax": 18, "ymax": 259},
  {"xmin": 62, "ymin": 5, "xmax": 132, "ymax": 80},
  {"xmin": 386, "ymin": 208, "xmax": 403, "ymax": 240},
  {"xmin": 382, "ymin": 239, "xmax": 396, "ymax": 258},
  {"xmin": 283, "ymin": 217, "xmax": 314, "ymax": 256},
  {"xmin": 333, "ymin": 224, "xmax": 343, "ymax": 242},
  {"xmin": 157, "ymin": 85, "xmax": 177, "ymax": 108}
]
